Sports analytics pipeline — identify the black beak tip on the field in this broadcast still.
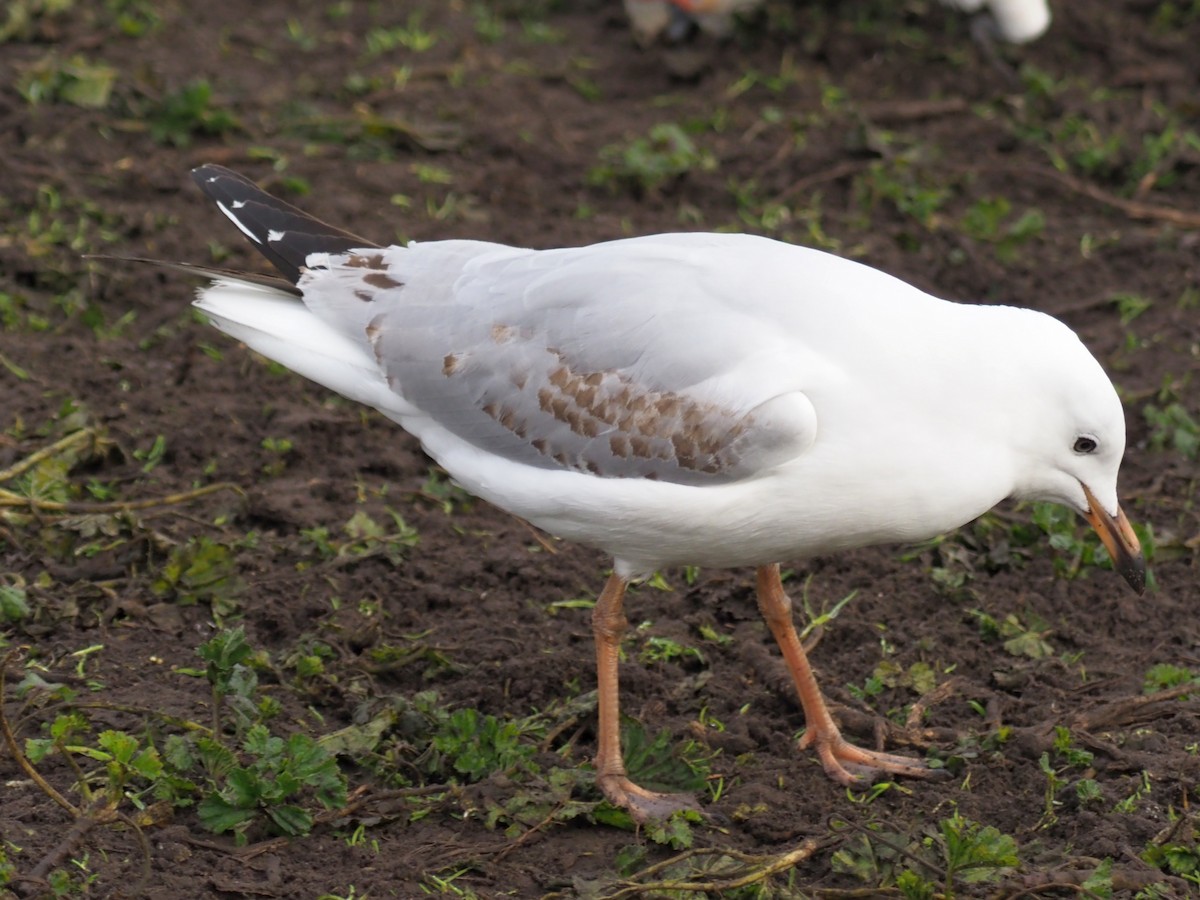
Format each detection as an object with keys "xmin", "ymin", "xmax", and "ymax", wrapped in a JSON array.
[{"xmin": 1118, "ymin": 554, "xmax": 1147, "ymax": 596}]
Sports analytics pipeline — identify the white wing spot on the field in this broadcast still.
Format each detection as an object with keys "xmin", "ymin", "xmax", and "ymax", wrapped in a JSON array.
[
  {"xmin": 267, "ymin": 229, "xmax": 285, "ymax": 242},
  {"xmin": 231, "ymin": 200, "xmax": 246, "ymax": 209},
  {"xmin": 216, "ymin": 201, "xmax": 261, "ymax": 244}
]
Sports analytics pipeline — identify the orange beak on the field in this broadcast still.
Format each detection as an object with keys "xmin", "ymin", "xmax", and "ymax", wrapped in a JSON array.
[{"xmin": 1081, "ymin": 484, "xmax": 1145, "ymax": 595}]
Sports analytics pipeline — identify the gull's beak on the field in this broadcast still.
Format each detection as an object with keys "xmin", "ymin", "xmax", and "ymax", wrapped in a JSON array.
[{"xmin": 1080, "ymin": 483, "xmax": 1145, "ymax": 595}]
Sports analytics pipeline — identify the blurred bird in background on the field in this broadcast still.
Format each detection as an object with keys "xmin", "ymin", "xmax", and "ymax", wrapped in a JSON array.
[{"xmin": 624, "ymin": 0, "xmax": 1050, "ymax": 46}]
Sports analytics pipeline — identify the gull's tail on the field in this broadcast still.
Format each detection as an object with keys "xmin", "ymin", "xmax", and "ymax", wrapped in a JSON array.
[
  {"xmin": 184, "ymin": 167, "xmax": 399, "ymax": 413},
  {"xmin": 190, "ymin": 164, "xmax": 379, "ymax": 284}
]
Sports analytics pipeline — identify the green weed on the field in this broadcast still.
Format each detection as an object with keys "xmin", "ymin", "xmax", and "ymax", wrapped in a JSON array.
[
  {"xmin": 299, "ymin": 507, "xmax": 418, "ymax": 567},
  {"xmin": 17, "ymin": 54, "xmax": 115, "ymax": 108},
  {"xmin": 960, "ymin": 196, "xmax": 1044, "ymax": 261},
  {"xmin": 832, "ymin": 811, "xmax": 1019, "ymax": 894},
  {"xmin": 1114, "ymin": 770, "xmax": 1153, "ymax": 814},
  {"xmin": 589, "ymin": 123, "xmax": 717, "ymax": 197},
  {"xmin": 1014, "ymin": 501, "xmax": 1155, "ymax": 584},
  {"xmin": 855, "ymin": 158, "xmax": 951, "ymax": 231},
  {"xmin": 148, "ymin": 80, "xmax": 239, "ymax": 147},
  {"xmin": 0, "ymin": 584, "xmax": 30, "ymax": 623},
  {"xmin": 1143, "ymin": 821, "xmax": 1200, "ymax": 887},
  {"xmin": 470, "ymin": 3, "xmax": 506, "ymax": 42},
  {"xmin": 618, "ymin": 719, "xmax": 710, "ymax": 797},
  {"xmin": 970, "ymin": 608, "xmax": 1054, "ymax": 659},
  {"xmin": 9, "ymin": 184, "xmax": 122, "ymax": 280},
  {"xmin": 1143, "ymin": 402, "xmax": 1199, "ymax": 460},
  {"xmin": 260, "ymin": 436, "xmax": 294, "ymax": 476},
  {"xmin": 196, "ymin": 725, "xmax": 347, "ymax": 843},
  {"xmin": 106, "ymin": 0, "xmax": 159, "ymax": 36},
  {"xmin": 0, "ymin": 0, "xmax": 74, "ymax": 43},
  {"xmin": 364, "ymin": 14, "xmax": 438, "ymax": 55},
  {"xmin": 639, "ymin": 635, "xmax": 704, "ymax": 666},
  {"xmin": 196, "ymin": 627, "xmax": 277, "ymax": 735},
  {"xmin": 27, "ymin": 723, "xmax": 164, "ymax": 808},
  {"xmin": 152, "ymin": 537, "xmax": 245, "ymax": 616},
  {"xmin": 431, "ymin": 707, "xmax": 537, "ymax": 782},
  {"xmin": 1144, "ymin": 663, "xmax": 1200, "ymax": 695}
]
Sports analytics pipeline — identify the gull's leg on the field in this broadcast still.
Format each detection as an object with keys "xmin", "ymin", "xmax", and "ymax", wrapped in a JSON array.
[
  {"xmin": 592, "ymin": 573, "xmax": 697, "ymax": 821},
  {"xmin": 755, "ymin": 564, "xmax": 931, "ymax": 784}
]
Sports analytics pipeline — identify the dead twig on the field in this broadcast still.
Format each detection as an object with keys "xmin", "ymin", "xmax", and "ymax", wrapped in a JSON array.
[
  {"xmin": 0, "ymin": 429, "xmax": 99, "ymax": 484},
  {"xmin": 0, "ymin": 480, "xmax": 244, "ymax": 514},
  {"xmin": 597, "ymin": 840, "xmax": 821, "ymax": 898},
  {"xmin": 1070, "ymin": 683, "xmax": 1197, "ymax": 732},
  {"xmin": 491, "ymin": 801, "xmax": 568, "ymax": 863},
  {"xmin": 0, "ymin": 649, "xmax": 80, "ymax": 816},
  {"xmin": 905, "ymin": 676, "xmax": 968, "ymax": 731},
  {"xmin": 778, "ymin": 160, "xmax": 870, "ymax": 205},
  {"xmin": 981, "ymin": 164, "xmax": 1200, "ymax": 229}
]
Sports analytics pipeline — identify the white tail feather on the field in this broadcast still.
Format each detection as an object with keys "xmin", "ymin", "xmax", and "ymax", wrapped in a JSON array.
[{"xmin": 194, "ymin": 278, "xmax": 413, "ymax": 417}]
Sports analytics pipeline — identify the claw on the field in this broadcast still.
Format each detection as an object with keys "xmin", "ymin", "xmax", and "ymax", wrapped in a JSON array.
[{"xmin": 596, "ymin": 773, "xmax": 698, "ymax": 823}]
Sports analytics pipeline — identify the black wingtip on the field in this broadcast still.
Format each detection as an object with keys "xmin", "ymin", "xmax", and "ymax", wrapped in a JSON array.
[{"xmin": 190, "ymin": 165, "xmax": 380, "ymax": 285}]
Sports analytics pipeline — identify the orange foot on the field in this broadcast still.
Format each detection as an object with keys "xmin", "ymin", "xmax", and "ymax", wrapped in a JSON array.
[
  {"xmin": 802, "ymin": 730, "xmax": 939, "ymax": 785},
  {"xmin": 596, "ymin": 773, "xmax": 697, "ymax": 823}
]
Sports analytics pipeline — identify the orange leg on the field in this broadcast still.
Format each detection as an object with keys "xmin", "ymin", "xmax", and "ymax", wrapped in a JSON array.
[
  {"xmin": 755, "ymin": 564, "xmax": 930, "ymax": 784},
  {"xmin": 592, "ymin": 574, "xmax": 697, "ymax": 822}
]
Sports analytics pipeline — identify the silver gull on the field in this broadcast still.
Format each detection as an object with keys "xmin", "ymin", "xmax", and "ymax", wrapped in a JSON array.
[
  {"xmin": 180, "ymin": 164, "xmax": 1143, "ymax": 821},
  {"xmin": 626, "ymin": 0, "xmax": 1050, "ymax": 45}
]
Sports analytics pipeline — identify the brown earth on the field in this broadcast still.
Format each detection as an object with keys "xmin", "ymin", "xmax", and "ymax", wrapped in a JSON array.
[{"xmin": 1, "ymin": 1, "xmax": 1199, "ymax": 897}]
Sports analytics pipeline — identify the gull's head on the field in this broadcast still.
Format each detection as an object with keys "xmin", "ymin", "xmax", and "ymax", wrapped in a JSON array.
[{"xmin": 1005, "ymin": 313, "xmax": 1145, "ymax": 594}]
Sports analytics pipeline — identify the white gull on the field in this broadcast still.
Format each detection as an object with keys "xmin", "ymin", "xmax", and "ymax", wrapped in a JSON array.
[
  {"xmin": 625, "ymin": 0, "xmax": 1050, "ymax": 45},
  {"xmin": 181, "ymin": 164, "xmax": 1143, "ymax": 821}
]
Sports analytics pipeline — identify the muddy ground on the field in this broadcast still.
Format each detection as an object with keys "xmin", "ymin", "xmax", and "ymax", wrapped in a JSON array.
[{"xmin": 1, "ymin": 0, "xmax": 1199, "ymax": 897}]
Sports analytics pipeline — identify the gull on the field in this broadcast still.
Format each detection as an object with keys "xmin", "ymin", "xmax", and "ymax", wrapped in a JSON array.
[
  {"xmin": 941, "ymin": 0, "xmax": 1051, "ymax": 44},
  {"xmin": 625, "ymin": 0, "xmax": 1050, "ymax": 45},
  {"xmin": 180, "ymin": 164, "xmax": 1143, "ymax": 821}
]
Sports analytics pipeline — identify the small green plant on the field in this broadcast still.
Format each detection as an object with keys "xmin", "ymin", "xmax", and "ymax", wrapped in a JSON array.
[
  {"xmin": 417, "ymin": 468, "xmax": 474, "ymax": 514},
  {"xmin": 961, "ymin": 196, "xmax": 1044, "ymax": 261},
  {"xmin": 833, "ymin": 812, "xmax": 1019, "ymax": 894},
  {"xmin": 152, "ymin": 536, "xmax": 245, "ymax": 616},
  {"xmin": 260, "ymin": 436, "xmax": 293, "ymax": 476},
  {"xmin": 1114, "ymin": 770, "xmax": 1153, "ymax": 814},
  {"xmin": 639, "ymin": 635, "xmax": 704, "ymax": 666},
  {"xmin": 1036, "ymin": 728, "xmax": 1103, "ymax": 816},
  {"xmin": 589, "ymin": 123, "xmax": 717, "ymax": 196},
  {"xmin": 970, "ymin": 608, "xmax": 1054, "ymax": 659},
  {"xmin": 470, "ymin": 2, "xmax": 505, "ymax": 42},
  {"xmin": 299, "ymin": 508, "xmax": 418, "ymax": 566},
  {"xmin": 196, "ymin": 627, "xmax": 277, "ymax": 735},
  {"xmin": 196, "ymin": 724, "xmax": 347, "ymax": 843},
  {"xmin": 431, "ymin": 707, "xmax": 538, "ymax": 782},
  {"xmin": 1, "ymin": 0, "xmax": 75, "ymax": 43},
  {"xmin": 0, "ymin": 842, "xmax": 16, "ymax": 887},
  {"xmin": 1144, "ymin": 662, "xmax": 1200, "ymax": 694},
  {"xmin": 0, "ymin": 584, "xmax": 30, "ymax": 623},
  {"xmin": 106, "ymin": 0, "xmax": 159, "ymax": 36},
  {"xmin": 364, "ymin": 14, "xmax": 437, "ymax": 55},
  {"xmin": 148, "ymin": 80, "xmax": 239, "ymax": 147},
  {"xmin": 1143, "ymin": 832, "xmax": 1200, "ymax": 886},
  {"xmin": 855, "ymin": 158, "xmax": 951, "ymax": 231},
  {"xmin": 17, "ymin": 54, "xmax": 115, "ymax": 108},
  {"xmin": 1143, "ymin": 402, "xmax": 1199, "ymax": 459},
  {"xmin": 133, "ymin": 434, "xmax": 166, "ymax": 471},
  {"xmin": 1027, "ymin": 501, "xmax": 1118, "ymax": 580},
  {"xmin": 798, "ymin": 578, "xmax": 857, "ymax": 640},
  {"xmin": 929, "ymin": 812, "xmax": 1019, "ymax": 889},
  {"xmin": 618, "ymin": 720, "xmax": 710, "ymax": 798},
  {"xmin": 1111, "ymin": 292, "xmax": 1153, "ymax": 326},
  {"xmin": 24, "ymin": 710, "xmax": 169, "ymax": 814}
]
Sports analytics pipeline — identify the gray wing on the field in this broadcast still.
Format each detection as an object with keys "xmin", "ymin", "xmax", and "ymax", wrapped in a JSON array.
[{"xmin": 321, "ymin": 236, "xmax": 817, "ymax": 485}]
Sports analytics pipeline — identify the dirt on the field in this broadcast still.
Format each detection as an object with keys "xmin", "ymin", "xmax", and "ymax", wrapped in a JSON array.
[{"xmin": 1, "ymin": 0, "xmax": 1199, "ymax": 897}]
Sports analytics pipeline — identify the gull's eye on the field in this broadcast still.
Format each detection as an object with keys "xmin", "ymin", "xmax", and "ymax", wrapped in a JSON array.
[{"xmin": 1073, "ymin": 435, "xmax": 1098, "ymax": 454}]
